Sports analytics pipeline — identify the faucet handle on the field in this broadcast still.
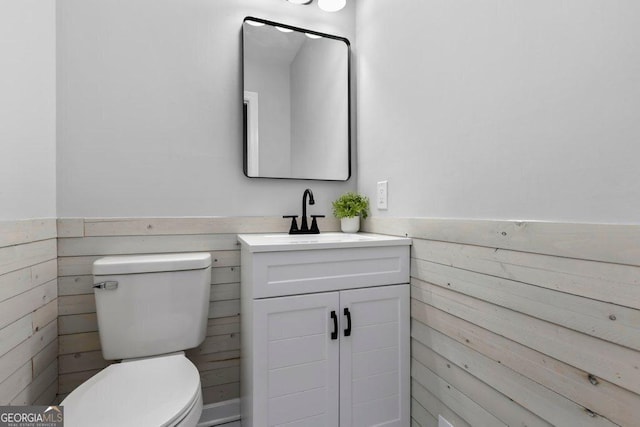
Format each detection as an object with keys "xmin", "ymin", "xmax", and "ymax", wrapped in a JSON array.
[
  {"xmin": 283, "ymin": 215, "xmax": 299, "ymax": 234},
  {"xmin": 310, "ymin": 215, "xmax": 325, "ymax": 234}
]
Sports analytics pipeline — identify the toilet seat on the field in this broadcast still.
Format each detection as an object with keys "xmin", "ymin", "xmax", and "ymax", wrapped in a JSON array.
[{"xmin": 61, "ymin": 353, "xmax": 202, "ymax": 427}]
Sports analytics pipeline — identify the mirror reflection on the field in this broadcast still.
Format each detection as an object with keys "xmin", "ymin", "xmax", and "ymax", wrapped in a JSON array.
[{"xmin": 243, "ymin": 18, "xmax": 350, "ymax": 181}]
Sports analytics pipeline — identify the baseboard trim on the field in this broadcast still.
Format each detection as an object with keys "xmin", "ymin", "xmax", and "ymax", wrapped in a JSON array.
[{"xmin": 197, "ymin": 398, "xmax": 240, "ymax": 427}]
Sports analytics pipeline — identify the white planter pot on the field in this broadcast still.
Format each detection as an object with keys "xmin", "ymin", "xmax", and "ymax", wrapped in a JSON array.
[{"xmin": 340, "ymin": 217, "xmax": 360, "ymax": 233}]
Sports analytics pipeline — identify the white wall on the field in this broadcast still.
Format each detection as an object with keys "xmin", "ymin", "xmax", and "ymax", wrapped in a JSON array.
[
  {"xmin": 356, "ymin": 1, "xmax": 640, "ymax": 223},
  {"xmin": 57, "ymin": 0, "xmax": 356, "ymax": 217},
  {"xmin": 0, "ymin": 0, "xmax": 56, "ymax": 220},
  {"xmin": 245, "ymin": 55, "xmax": 292, "ymax": 178}
]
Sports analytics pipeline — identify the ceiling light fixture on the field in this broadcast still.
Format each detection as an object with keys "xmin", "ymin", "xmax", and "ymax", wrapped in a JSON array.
[
  {"xmin": 286, "ymin": 0, "xmax": 346, "ymax": 12},
  {"xmin": 245, "ymin": 19, "xmax": 265, "ymax": 27},
  {"xmin": 317, "ymin": 0, "xmax": 346, "ymax": 12}
]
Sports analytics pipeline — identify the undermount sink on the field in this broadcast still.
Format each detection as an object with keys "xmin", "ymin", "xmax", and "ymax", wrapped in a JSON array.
[{"xmin": 237, "ymin": 232, "xmax": 410, "ymax": 252}]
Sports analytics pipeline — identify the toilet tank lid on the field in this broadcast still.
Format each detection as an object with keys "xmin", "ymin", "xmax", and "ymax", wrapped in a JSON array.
[{"xmin": 93, "ymin": 253, "xmax": 211, "ymax": 275}]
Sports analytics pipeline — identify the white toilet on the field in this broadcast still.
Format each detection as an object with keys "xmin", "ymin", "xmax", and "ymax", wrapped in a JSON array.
[{"xmin": 61, "ymin": 252, "xmax": 212, "ymax": 427}]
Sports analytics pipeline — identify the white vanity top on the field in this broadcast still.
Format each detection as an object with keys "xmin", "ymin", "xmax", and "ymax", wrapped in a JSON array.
[{"xmin": 237, "ymin": 232, "xmax": 411, "ymax": 253}]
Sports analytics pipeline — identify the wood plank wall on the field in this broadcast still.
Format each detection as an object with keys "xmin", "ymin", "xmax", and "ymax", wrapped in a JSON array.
[
  {"xmin": 363, "ymin": 218, "xmax": 640, "ymax": 427},
  {"xmin": 56, "ymin": 217, "xmax": 339, "ymax": 404},
  {"xmin": 0, "ymin": 219, "xmax": 58, "ymax": 405}
]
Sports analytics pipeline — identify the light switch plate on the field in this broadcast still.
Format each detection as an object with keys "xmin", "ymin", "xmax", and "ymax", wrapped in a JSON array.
[{"xmin": 377, "ymin": 181, "xmax": 388, "ymax": 210}]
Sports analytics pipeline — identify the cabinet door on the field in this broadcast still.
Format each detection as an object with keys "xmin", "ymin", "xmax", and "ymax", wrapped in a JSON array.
[
  {"xmin": 339, "ymin": 284, "xmax": 410, "ymax": 427},
  {"xmin": 254, "ymin": 293, "xmax": 340, "ymax": 427}
]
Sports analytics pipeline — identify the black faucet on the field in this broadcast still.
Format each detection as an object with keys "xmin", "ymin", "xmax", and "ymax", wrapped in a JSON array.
[
  {"xmin": 283, "ymin": 189, "xmax": 325, "ymax": 234},
  {"xmin": 301, "ymin": 189, "xmax": 314, "ymax": 231}
]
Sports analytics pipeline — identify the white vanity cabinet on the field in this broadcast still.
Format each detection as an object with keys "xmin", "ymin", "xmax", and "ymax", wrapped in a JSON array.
[{"xmin": 238, "ymin": 233, "xmax": 411, "ymax": 427}]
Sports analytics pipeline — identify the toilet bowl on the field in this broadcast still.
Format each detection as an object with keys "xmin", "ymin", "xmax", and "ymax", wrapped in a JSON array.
[
  {"xmin": 60, "ymin": 253, "xmax": 212, "ymax": 427},
  {"xmin": 61, "ymin": 353, "xmax": 202, "ymax": 427}
]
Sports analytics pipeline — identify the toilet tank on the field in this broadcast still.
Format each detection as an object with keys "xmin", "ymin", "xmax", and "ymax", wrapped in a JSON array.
[{"xmin": 93, "ymin": 253, "xmax": 211, "ymax": 360}]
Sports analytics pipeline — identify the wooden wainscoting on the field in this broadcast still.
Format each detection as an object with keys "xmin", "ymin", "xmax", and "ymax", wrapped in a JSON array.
[
  {"xmin": 364, "ymin": 218, "xmax": 640, "ymax": 427},
  {"xmin": 0, "ymin": 219, "xmax": 58, "ymax": 405},
  {"xmin": 56, "ymin": 217, "xmax": 339, "ymax": 404}
]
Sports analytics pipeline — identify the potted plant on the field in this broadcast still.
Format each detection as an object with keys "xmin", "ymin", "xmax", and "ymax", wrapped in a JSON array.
[{"xmin": 332, "ymin": 192, "xmax": 370, "ymax": 233}]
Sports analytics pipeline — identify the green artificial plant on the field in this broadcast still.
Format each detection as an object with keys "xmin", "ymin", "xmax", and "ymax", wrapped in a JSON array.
[{"xmin": 332, "ymin": 192, "xmax": 370, "ymax": 219}]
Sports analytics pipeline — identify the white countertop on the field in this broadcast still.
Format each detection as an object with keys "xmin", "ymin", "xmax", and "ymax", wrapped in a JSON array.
[{"xmin": 237, "ymin": 232, "xmax": 412, "ymax": 253}]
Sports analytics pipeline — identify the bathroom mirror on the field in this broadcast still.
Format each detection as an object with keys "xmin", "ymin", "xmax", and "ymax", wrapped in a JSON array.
[{"xmin": 242, "ymin": 17, "xmax": 350, "ymax": 181}]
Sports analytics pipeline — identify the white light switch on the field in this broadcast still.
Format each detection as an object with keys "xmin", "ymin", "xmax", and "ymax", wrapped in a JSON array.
[{"xmin": 377, "ymin": 181, "xmax": 388, "ymax": 210}]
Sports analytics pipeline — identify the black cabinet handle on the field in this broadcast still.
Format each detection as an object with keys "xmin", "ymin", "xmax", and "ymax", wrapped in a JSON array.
[
  {"xmin": 330, "ymin": 310, "xmax": 338, "ymax": 340},
  {"xmin": 344, "ymin": 307, "xmax": 352, "ymax": 337}
]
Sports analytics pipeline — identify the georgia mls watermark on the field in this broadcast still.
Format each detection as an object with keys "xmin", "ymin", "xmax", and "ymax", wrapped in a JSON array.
[{"xmin": 0, "ymin": 406, "xmax": 63, "ymax": 427}]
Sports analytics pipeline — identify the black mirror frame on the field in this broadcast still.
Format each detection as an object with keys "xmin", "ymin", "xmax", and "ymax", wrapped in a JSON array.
[{"xmin": 241, "ymin": 16, "xmax": 352, "ymax": 182}]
